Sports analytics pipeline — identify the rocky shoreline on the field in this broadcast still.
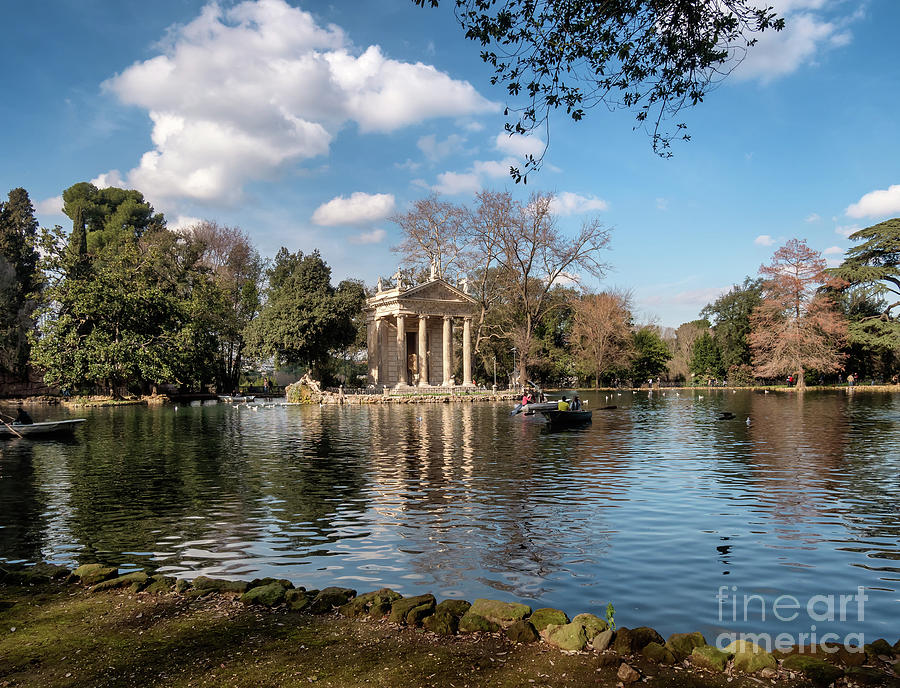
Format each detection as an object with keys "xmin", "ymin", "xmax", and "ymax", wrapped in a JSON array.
[{"xmin": 2, "ymin": 562, "xmax": 897, "ymax": 687}]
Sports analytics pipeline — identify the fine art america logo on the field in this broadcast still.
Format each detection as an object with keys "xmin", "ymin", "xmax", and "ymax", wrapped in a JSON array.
[{"xmin": 715, "ymin": 586, "xmax": 868, "ymax": 652}]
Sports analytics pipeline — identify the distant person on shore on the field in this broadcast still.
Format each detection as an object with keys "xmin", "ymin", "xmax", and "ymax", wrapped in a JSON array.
[
  {"xmin": 14, "ymin": 406, "xmax": 34, "ymax": 425},
  {"xmin": 557, "ymin": 396, "xmax": 570, "ymax": 411},
  {"xmin": 848, "ymin": 373, "xmax": 855, "ymax": 387}
]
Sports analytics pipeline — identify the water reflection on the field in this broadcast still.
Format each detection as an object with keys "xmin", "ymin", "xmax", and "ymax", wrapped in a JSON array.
[{"xmin": 0, "ymin": 391, "xmax": 897, "ymax": 639}]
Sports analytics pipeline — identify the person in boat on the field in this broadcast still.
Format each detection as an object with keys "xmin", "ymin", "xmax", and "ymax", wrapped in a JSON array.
[
  {"xmin": 14, "ymin": 406, "xmax": 34, "ymax": 425},
  {"xmin": 557, "ymin": 395, "xmax": 570, "ymax": 411},
  {"xmin": 570, "ymin": 395, "xmax": 581, "ymax": 411}
]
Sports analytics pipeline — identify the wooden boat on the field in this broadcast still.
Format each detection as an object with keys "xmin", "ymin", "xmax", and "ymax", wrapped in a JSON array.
[
  {"xmin": 0, "ymin": 418, "xmax": 86, "ymax": 438},
  {"xmin": 539, "ymin": 409, "xmax": 593, "ymax": 427},
  {"xmin": 511, "ymin": 401, "xmax": 558, "ymax": 416}
]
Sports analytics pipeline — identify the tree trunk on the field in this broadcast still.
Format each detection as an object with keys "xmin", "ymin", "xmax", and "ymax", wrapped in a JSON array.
[{"xmin": 797, "ymin": 366, "xmax": 806, "ymax": 391}]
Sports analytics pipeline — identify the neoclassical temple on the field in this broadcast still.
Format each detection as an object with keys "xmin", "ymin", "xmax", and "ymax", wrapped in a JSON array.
[{"xmin": 366, "ymin": 268, "xmax": 478, "ymax": 388}]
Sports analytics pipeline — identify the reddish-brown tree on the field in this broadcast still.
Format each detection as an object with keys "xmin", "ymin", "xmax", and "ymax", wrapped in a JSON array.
[
  {"xmin": 570, "ymin": 290, "xmax": 634, "ymax": 388},
  {"xmin": 749, "ymin": 239, "xmax": 847, "ymax": 389}
]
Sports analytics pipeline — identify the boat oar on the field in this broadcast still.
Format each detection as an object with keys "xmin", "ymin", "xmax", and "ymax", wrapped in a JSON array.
[{"xmin": 1, "ymin": 418, "xmax": 24, "ymax": 439}]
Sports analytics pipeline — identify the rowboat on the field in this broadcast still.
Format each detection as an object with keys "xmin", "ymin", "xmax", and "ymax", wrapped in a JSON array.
[
  {"xmin": 539, "ymin": 409, "xmax": 592, "ymax": 428},
  {"xmin": 511, "ymin": 401, "xmax": 558, "ymax": 416},
  {"xmin": 0, "ymin": 418, "xmax": 86, "ymax": 438}
]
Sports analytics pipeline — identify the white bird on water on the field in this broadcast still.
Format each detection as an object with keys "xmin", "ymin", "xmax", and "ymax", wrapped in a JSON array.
[{"xmin": 746, "ymin": 417, "xmax": 751, "ymax": 425}]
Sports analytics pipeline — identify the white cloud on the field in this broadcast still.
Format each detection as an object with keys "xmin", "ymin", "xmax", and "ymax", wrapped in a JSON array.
[
  {"xmin": 845, "ymin": 184, "xmax": 900, "ymax": 218},
  {"xmin": 804, "ymin": 213, "xmax": 820, "ymax": 223},
  {"xmin": 835, "ymin": 224, "xmax": 859, "ymax": 238},
  {"xmin": 432, "ymin": 170, "xmax": 482, "ymax": 196},
  {"xmin": 349, "ymin": 228, "xmax": 386, "ymax": 245},
  {"xmin": 823, "ymin": 245, "xmax": 843, "ymax": 255},
  {"xmin": 494, "ymin": 132, "xmax": 544, "ymax": 159},
  {"xmin": 169, "ymin": 215, "xmax": 203, "ymax": 231},
  {"xmin": 102, "ymin": 0, "xmax": 496, "ymax": 204},
  {"xmin": 754, "ymin": 234, "xmax": 776, "ymax": 246},
  {"xmin": 90, "ymin": 170, "xmax": 125, "ymax": 188},
  {"xmin": 395, "ymin": 158, "xmax": 421, "ymax": 172},
  {"xmin": 417, "ymin": 133, "xmax": 466, "ymax": 162},
  {"xmin": 656, "ymin": 198, "xmax": 669, "ymax": 211},
  {"xmin": 432, "ymin": 157, "xmax": 515, "ymax": 195},
  {"xmin": 311, "ymin": 192, "xmax": 395, "ymax": 226},
  {"xmin": 35, "ymin": 196, "xmax": 63, "ymax": 215},
  {"xmin": 549, "ymin": 192, "xmax": 609, "ymax": 216},
  {"xmin": 734, "ymin": 10, "xmax": 850, "ymax": 83}
]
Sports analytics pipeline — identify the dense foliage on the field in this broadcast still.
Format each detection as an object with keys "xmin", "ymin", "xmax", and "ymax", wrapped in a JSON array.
[{"xmin": 417, "ymin": 0, "xmax": 783, "ymax": 177}]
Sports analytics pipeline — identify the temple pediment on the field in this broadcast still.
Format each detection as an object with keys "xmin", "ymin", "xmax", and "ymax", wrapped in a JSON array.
[
  {"xmin": 366, "ymin": 277, "xmax": 477, "ymax": 318},
  {"xmin": 400, "ymin": 279, "xmax": 476, "ymax": 305}
]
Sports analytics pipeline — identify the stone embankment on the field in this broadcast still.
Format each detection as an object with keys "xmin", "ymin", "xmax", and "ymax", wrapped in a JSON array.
[{"xmin": 2, "ymin": 562, "xmax": 897, "ymax": 687}]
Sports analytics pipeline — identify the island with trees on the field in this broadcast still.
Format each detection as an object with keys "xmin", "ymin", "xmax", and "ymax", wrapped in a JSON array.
[{"xmin": 1, "ymin": 183, "xmax": 898, "ymax": 401}]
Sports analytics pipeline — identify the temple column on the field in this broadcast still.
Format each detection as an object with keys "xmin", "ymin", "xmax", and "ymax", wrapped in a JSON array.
[
  {"xmin": 418, "ymin": 315, "xmax": 429, "ymax": 386},
  {"xmin": 462, "ymin": 317, "xmax": 474, "ymax": 386},
  {"xmin": 395, "ymin": 314, "xmax": 406, "ymax": 387},
  {"xmin": 442, "ymin": 316, "xmax": 452, "ymax": 386},
  {"xmin": 372, "ymin": 317, "xmax": 381, "ymax": 385}
]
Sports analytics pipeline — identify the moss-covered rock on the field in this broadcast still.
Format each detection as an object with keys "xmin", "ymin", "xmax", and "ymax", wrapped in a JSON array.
[
  {"xmin": 723, "ymin": 640, "xmax": 776, "ymax": 674},
  {"xmin": 191, "ymin": 576, "xmax": 250, "ymax": 594},
  {"xmin": 143, "ymin": 576, "xmax": 176, "ymax": 594},
  {"xmin": 591, "ymin": 628, "xmax": 615, "ymax": 652},
  {"xmin": 782, "ymin": 655, "xmax": 843, "ymax": 687},
  {"xmin": 506, "ymin": 620, "xmax": 539, "ymax": 644},
  {"xmin": 285, "ymin": 589, "xmax": 309, "ymax": 611},
  {"xmin": 90, "ymin": 572, "xmax": 149, "ymax": 593},
  {"xmin": 864, "ymin": 638, "xmax": 894, "ymax": 660},
  {"xmin": 309, "ymin": 587, "xmax": 356, "ymax": 614},
  {"xmin": 423, "ymin": 610, "xmax": 458, "ymax": 636},
  {"xmin": 458, "ymin": 611, "xmax": 500, "ymax": 633},
  {"xmin": 72, "ymin": 564, "xmax": 119, "ymax": 586},
  {"xmin": 468, "ymin": 599, "xmax": 531, "ymax": 627},
  {"xmin": 338, "ymin": 588, "xmax": 402, "ymax": 618},
  {"xmin": 690, "ymin": 645, "xmax": 730, "ymax": 672},
  {"xmin": 614, "ymin": 626, "xmax": 664, "ymax": 655},
  {"xmin": 571, "ymin": 613, "xmax": 607, "ymax": 640},
  {"xmin": 666, "ymin": 631, "xmax": 706, "ymax": 661},
  {"xmin": 543, "ymin": 622, "xmax": 589, "ymax": 651},
  {"xmin": 528, "ymin": 608, "xmax": 569, "ymax": 632},
  {"xmin": 434, "ymin": 599, "xmax": 471, "ymax": 618},
  {"xmin": 642, "ymin": 641, "xmax": 675, "ymax": 664},
  {"xmin": 388, "ymin": 594, "xmax": 435, "ymax": 626},
  {"xmin": 241, "ymin": 582, "xmax": 286, "ymax": 607}
]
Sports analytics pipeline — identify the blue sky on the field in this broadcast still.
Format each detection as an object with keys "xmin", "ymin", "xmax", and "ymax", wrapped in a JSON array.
[{"xmin": 2, "ymin": 0, "xmax": 899, "ymax": 327}]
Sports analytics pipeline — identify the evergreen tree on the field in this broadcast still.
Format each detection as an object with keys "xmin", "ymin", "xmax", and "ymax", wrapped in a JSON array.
[{"xmin": 0, "ymin": 187, "xmax": 40, "ymax": 378}]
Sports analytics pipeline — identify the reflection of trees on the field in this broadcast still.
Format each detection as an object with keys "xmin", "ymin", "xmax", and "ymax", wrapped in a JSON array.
[
  {"xmin": 60, "ymin": 404, "xmax": 371, "ymax": 573},
  {"xmin": 363, "ymin": 401, "xmax": 618, "ymax": 601},
  {"xmin": 0, "ymin": 440, "xmax": 45, "ymax": 561},
  {"xmin": 746, "ymin": 392, "xmax": 849, "ymax": 528}
]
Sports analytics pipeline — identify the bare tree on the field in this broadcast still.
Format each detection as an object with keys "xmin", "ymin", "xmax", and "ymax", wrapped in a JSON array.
[
  {"xmin": 390, "ymin": 195, "xmax": 470, "ymax": 280},
  {"xmin": 471, "ymin": 191, "xmax": 611, "ymax": 386},
  {"xmin": 749, "ymin": 239, "xmax": 847, "ymax": 390},
  {"xmin": 570, "ymin": 289, "xmax": 634, "ymax": 387}
]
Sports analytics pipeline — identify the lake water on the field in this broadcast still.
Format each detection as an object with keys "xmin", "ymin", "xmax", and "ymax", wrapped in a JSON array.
[{"xmin": 1, "ymin": 390, "xmax": 898, "ymax": 643}]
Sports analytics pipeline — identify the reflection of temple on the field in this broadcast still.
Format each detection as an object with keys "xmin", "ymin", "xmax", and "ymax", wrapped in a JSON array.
[{"xmin": 365, "ymin": 268, "xmax": 478, "ymax": 388}]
